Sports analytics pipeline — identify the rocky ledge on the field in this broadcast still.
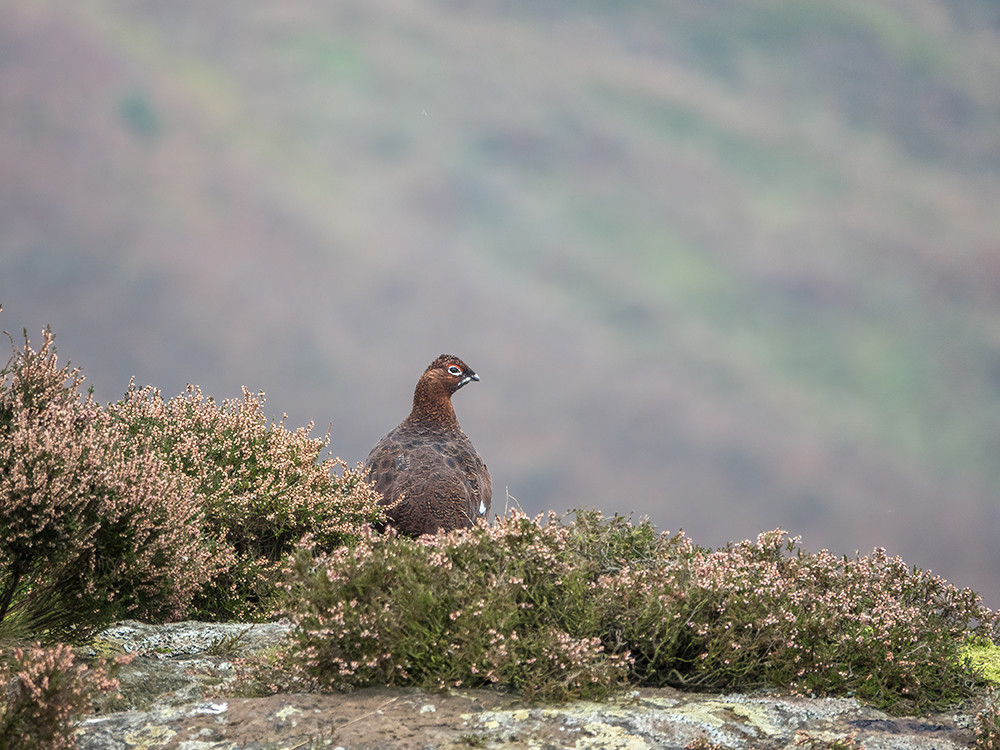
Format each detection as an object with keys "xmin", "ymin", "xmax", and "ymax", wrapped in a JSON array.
[{"xmin": 74, "ymin": 621, "xmax": 981, "ymax": 750}]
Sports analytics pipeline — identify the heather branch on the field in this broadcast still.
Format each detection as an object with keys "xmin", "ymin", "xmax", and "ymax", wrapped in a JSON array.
[{"xmin": 0, "ymin": 327, "xmax": 210, "ymax": 640}]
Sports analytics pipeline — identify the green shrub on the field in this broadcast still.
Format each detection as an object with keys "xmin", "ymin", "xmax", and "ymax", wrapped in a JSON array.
[
  {"xmin": 283, "ymin": 511, "xmax": 633, "ymax": 701},
  {"xmin": 599, "ymin": 526, "xmax": 995, "ymax": 713},
  {"xmin": 108, "ymin": 383, "xmax": 385, "ymax": 620},
  {"xmin": 0, "ymin": 643, "xmax": 120, "ymax": 750},
  {"xmin": 282, "ymin": 509, "xmax": 997, "ymax": 712},
  {"xmin": 0, "ymin": 329, "xmax": 212, "ymax": 641}
]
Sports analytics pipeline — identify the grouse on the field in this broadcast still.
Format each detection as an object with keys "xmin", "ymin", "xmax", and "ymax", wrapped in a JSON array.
[{"xmin": 363, "ymin": 354, "xmax": 492, "ymax": 536}]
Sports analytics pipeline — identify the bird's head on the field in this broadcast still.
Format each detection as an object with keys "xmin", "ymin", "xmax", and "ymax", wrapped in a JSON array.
[{"xmin": 425, "ymin": 354, "xmax": 480, "ymax": 394}]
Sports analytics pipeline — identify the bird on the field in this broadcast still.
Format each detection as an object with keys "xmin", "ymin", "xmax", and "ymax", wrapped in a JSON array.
[{"xmin": 363, "ymin": 354, "xmax": 492, "ymax": 536}]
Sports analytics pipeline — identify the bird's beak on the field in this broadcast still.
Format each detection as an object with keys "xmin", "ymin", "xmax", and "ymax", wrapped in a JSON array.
[{"xmin": 458, "ymin": 372, "xmax": 480, "ymax": 388}]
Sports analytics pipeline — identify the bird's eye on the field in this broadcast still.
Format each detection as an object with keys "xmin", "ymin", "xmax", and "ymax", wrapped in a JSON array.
[{"xmin": 447, "ymin": 365, "xmax": 463, "ymax": 377}]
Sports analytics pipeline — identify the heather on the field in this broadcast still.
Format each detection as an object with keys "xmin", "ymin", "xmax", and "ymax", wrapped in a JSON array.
[
  {"xmin": 0, "ymin": 328, "xmax": 210, "ymax": 640},
  {"xmin": 283, "ymin": 509, "xmax": 999, "ymax": 714},
  {"xmin": 0, "ymin": 643, "xmax": 121, "ymax": 750},
  {"xmin": 976, "ymin": 688, "xmax": 1000, "ymax": 750},
  {"xmin": 0, "ymin": 323, "xmax": 385, "ymax": 640},
  {"xmin": 106, "ymin": 384, "xmax": 385, "ymax": 620}
]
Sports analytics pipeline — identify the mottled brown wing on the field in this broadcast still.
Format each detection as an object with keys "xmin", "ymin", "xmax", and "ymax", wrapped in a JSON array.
[
  {"xmin": 437, "ymin": 434, "xmax": 491, "ymax": 522},
  {"xmin": 390, "ymin": 455, "xmax": 477, "ymax": 534},
  {"xmin": 363, "ymin": 430, "xmax": 410, "ymax": 506},
  {"xmin": 363, "ymin": 428, "xmax": 480, "ymax": 535}
]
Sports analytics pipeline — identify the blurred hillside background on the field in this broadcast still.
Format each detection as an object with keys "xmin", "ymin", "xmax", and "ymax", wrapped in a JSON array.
[{"xmin": 2, "ymin": 1, "xmax": 999, "ymax": 604}]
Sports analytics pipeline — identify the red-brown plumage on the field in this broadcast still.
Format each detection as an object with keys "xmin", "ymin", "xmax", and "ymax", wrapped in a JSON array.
[{"xmin": 364, "ymin": 354, "xmax": 492, "ymax": 536}]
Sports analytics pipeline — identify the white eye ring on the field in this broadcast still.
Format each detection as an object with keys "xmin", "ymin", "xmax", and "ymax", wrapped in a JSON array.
[{"xmin": 447, "ymin": 365, "xmax": 463, "ymax": 377}]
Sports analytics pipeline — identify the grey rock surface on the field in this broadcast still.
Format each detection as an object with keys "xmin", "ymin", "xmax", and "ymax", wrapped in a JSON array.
[
  {"xmin": 74, "ymin": 621, "xmax": 981, "ymax": 750},
  {"xmin": 81, "ymin": 619, "xmax": 293, "ymax": 711}
]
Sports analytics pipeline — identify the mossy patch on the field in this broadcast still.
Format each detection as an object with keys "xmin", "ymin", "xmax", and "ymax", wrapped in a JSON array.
[
  {"xmin": 80, "ymin": 637, "xmax": 128, "ymax": 659},
  {"xmin": 962, "ymin": 639, "xmax": 1000, "ymax": 684}
]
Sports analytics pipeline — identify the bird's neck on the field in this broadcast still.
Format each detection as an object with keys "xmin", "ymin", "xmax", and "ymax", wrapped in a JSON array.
[{"xmin": 407, "ymin": 381, "xmax": 459, "ymax": 431}]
